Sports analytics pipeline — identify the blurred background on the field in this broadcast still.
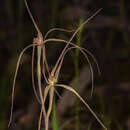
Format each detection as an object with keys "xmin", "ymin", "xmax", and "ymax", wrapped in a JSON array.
[{"xmin": 0, "ymin": 0, "xmax": 130, "ymax": 130}]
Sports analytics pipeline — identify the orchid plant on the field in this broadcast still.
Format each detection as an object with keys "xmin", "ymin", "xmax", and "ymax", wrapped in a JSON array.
[{"xmin": 8, "ymin": 0, "xmax": 107, "ymax": 130}]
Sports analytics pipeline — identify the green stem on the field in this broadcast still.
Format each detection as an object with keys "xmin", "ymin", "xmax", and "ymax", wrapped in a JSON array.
[
  {"xmin": 52, "ymin": 96, "xmax": 59, "ymax": 130},
  {"xmin": 74, "ymin": 18, "xmax": 84, "ymax": 130}
]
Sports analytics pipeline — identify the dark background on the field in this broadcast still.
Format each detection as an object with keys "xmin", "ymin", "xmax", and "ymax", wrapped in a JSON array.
[{"xmin": 0, "ymin": 0, "xmax": 130, "ymax": 130}]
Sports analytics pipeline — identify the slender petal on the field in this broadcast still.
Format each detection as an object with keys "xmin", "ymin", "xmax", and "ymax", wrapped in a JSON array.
[{"xmin": 56, "ymin": 84, "xmax": 107, "ymax": 130}]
